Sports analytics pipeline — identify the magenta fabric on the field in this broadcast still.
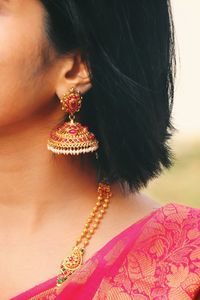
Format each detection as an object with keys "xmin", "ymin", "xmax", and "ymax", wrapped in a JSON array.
[{"xmin": 11, "ymin": 203, "xmax": 200, "ymax": 300}]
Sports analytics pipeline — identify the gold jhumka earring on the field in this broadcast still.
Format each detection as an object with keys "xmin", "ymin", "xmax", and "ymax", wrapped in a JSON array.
[{"xmin": 47, "ymin": 86, "xmax": 99, "ymax": 155}]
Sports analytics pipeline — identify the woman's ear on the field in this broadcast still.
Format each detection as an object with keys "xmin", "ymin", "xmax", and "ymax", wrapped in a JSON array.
[{"xmin": 55, "ymin": 52, "xmax": 92, "ymax": 100}]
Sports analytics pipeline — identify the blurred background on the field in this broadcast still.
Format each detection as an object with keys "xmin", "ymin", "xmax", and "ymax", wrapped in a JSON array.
[{"xmin": 144, "ymin": 0, "xmax": 200, "ymax": 208}]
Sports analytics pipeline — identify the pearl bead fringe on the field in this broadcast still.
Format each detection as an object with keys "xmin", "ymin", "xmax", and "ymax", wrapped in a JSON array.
[{"xmin": 47, "ymin": 144, "xmax": 98, "ymax": 155}]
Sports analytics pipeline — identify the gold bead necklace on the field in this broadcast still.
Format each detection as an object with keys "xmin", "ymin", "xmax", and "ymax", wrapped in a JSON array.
[{"xmin": 56, "ymin": 182, "xmax": 112, "ymax": 289}]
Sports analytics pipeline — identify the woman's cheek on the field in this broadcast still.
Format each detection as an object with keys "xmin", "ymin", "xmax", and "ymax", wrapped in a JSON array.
[
  {"xmin": 0, "ymin": 52, "xmax": 39, "ymax": 127},
  {"xmin": 0, "ymin": 1, "xmax": 53, "ymax": 128}
]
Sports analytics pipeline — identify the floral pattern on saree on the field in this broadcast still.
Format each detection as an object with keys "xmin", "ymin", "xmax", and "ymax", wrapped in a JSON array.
[
  {"xmin": 12, "ymin": 203, "xmax": 200, "ymax": 299},
  {"xmin": 93, "ymin": 204, "xmax": 200, "ymax": 300}
]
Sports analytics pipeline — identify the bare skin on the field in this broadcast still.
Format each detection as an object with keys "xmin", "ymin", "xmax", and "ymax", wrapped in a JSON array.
[{"xmin": 0, "ymin": 1, "xmax": 161, "ymax": 298}]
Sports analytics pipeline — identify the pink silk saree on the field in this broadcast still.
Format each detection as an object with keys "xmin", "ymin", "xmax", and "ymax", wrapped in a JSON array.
[{"xmin": 11, "ymin": 203, "xmax": 200, "ymax": 300}]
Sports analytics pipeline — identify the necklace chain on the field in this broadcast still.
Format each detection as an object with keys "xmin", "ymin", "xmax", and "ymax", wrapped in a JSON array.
[{"xmin": 56, "ymin": 182, "xmax": 112, "ymax": 289}]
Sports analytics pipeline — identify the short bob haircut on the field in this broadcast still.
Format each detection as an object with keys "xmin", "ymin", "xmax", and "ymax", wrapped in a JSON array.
[{"xmin": 41, "ymin": 0, "xmax": 176, "ymax": 192}]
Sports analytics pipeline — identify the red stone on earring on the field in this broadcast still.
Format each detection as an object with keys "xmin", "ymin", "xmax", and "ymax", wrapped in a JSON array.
[
  {"xmin": 69, "ymin": 129, "xmax": 77, "ymax": 134},
  {"xmin": 64, "ymin": 92, "xmax": 82, "ymax": 114}
]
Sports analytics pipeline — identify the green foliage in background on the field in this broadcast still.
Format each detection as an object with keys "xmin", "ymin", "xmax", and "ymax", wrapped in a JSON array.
[{"xmin": 144, "ymin": 137, "xmax": 200, "ymax": 208}]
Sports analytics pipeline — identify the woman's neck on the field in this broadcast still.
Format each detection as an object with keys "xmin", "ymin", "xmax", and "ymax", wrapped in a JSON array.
[{"xmin": 0, "ymin": 113, "xmax": 103, "ymax": 230}]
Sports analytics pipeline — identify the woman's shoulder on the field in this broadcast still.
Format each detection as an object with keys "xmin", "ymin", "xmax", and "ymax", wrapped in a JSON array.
[
  {"xmin": 151, "ymin": 201, "xmax": 200, "ymax": 229},
  {"xmin": 93, "ymin": 202, "xmax": 200, "ymax": 300},
  {"xmin": 152, "ymin": 202, "xmax": 200, "ymax": 240},
  {"xmin": 127, "ymin": 201, "xmax": 200, "ymax": 245},
  {"xmin": 122, "ymin": 202, "xmax": 200, "ymax": 299},
  {"xmin": 159, "ymin": 201, "xmax": 199, "ymax": 215},
  {"xmin": 134, "ymin": 201, "xmax": 200, "ymax": 255}
]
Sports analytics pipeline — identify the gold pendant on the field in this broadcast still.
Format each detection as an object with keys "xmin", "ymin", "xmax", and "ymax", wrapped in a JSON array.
[{"xmin": 56, "ymin": 246, "xmax": 85, "ymax": 287}]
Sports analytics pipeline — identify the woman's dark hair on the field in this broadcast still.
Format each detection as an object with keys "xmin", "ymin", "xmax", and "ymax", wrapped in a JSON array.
[{"xmin": 41, "ymin": 0, "xmax": 176, "ymax": 192}]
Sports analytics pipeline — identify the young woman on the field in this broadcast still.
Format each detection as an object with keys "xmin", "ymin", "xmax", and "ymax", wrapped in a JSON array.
[{"xmin": 0, "ymin": 0, "xmax": 199, "ymax": 299}]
